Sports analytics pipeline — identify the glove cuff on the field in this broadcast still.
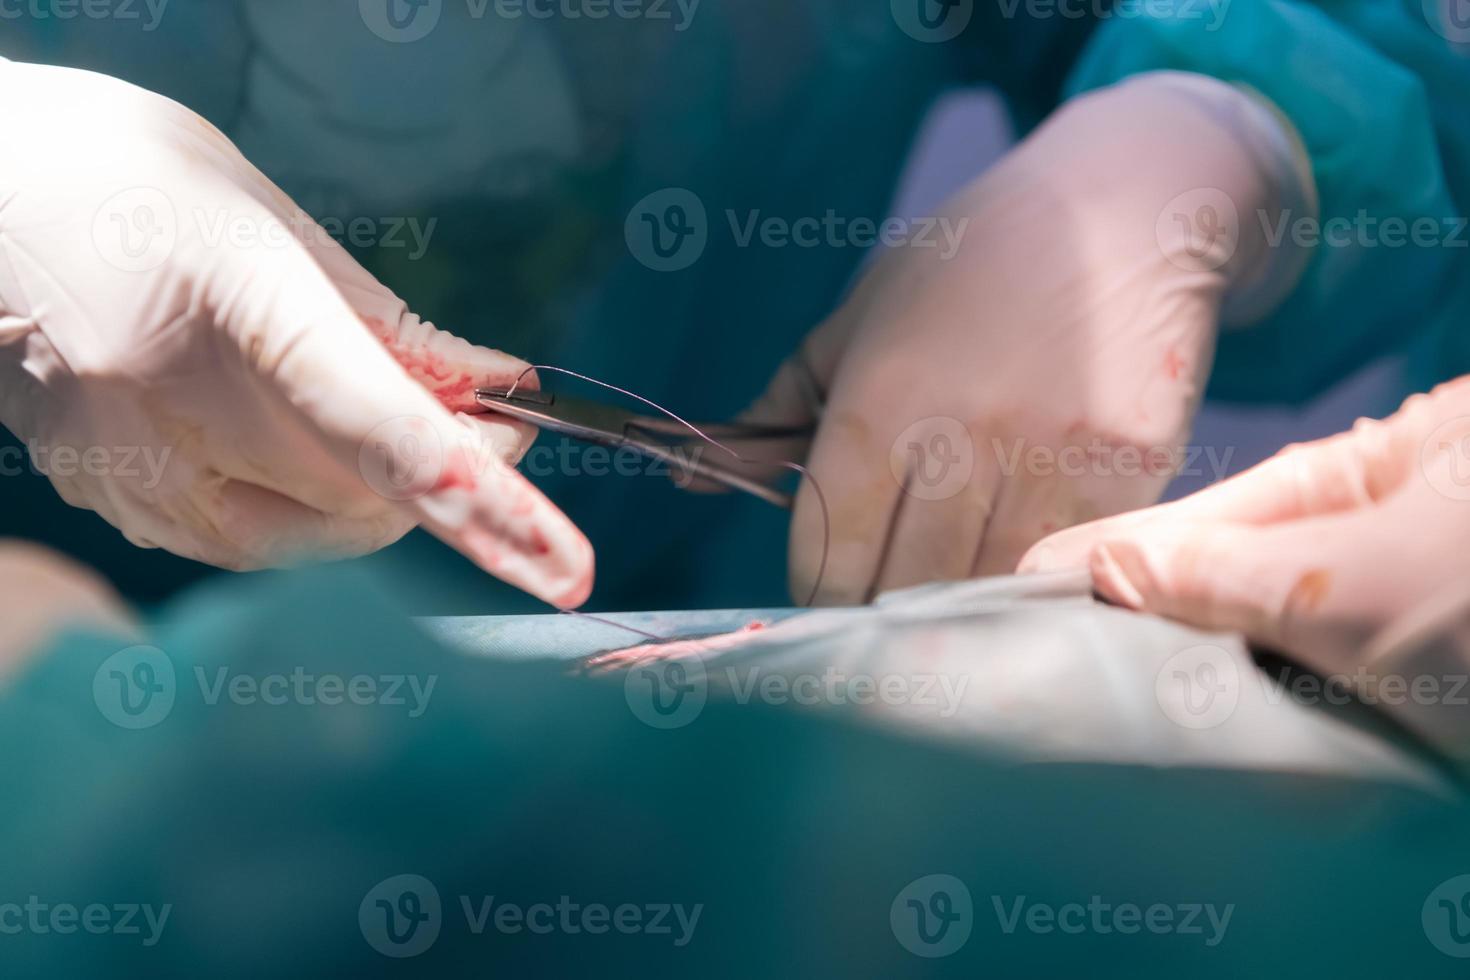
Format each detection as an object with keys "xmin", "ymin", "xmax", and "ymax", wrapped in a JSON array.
[
  {"xmin": 1210, "ymin": 83, "xmax": 1317, "ymax": 331},
  {"xmin": 1117, "ymin": 71, "xmax": 1317, "ymax": 331}
]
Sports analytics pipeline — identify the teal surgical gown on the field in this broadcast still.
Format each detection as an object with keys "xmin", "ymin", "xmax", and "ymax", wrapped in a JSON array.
[{"xmin": 2, "ymin": 0, "xmax": 1468, "ymax": 611}]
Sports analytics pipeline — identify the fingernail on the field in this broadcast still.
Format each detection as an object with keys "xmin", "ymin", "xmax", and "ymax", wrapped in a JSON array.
[
  {"xmin": 1091, "ymin": 542, "xmax": 1147, "ymax": 610},
  {"xmin": 1020, "ymin": 542, "xmax": 1059, "ymax": 574},
  {"xmin": 474, "ymin": 530, "xmax": 594, "ymax": 608},
  {"xmin": 551, "ymin": 537, "xmax": 595, "ymax": 608}
]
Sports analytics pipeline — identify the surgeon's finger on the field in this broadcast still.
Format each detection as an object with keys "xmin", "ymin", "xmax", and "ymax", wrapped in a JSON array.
[
  {"xmin": 1018, "ymin": 429, "xmax": 1386, "ymax": 574},
  {"xmin": 1162, "ymin": 427, "xmax": 1396, "ymax": 525},
  {"xmin": 1085, "ymin": 512, "xmax": 1391, "ymax": 667},
  {"xmin": 203, "ymin": 214, "xmax": 544, "ymax": 520},
  {"xmin": 968, "ymin": 467, "xmax": 1083, "ymax": 580},
  {"xmin": 999, "ymin": 441, "xmax": 1178, "ymax": 576},
  {"xmin": 684, "ymin": 324, "xmax": 843, "ymax": 494},
  {"xmin": 274, "ymin": 200, "xmax": 545, "ymax": 466},
  {"xmin": 872, "ymin": 458, "xmax": 997, "ymax": 594},
  {"xmin": 117, "ymin": 475, "xmax": 412, "ymax": 571},
  {"xmin": 740, "ymin": 341, "xmax": 832, "ymax": 431},
  {"xmin": 209, "ymin": 234, "xmax": 594, "ymax": 608},
  {"xmin": 789, "ymin": 407, "xmax": 901, "ymax": 606},
  {"xmin": 362, "ymin": 310, "xmax": 544, "ymax": 480},
  {"xmin": 195, "ymin": 480, "xmax": 416, "ymax": 569}
]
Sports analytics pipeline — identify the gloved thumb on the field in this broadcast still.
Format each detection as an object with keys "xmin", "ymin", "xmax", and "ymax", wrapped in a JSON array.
[
  {"xmin": 208, "ymin": 234, "xmax": 594, "ymax": 607},
  {"xmin": 740, "ymin": 341, "xmax": 830, "ymax": 432}
]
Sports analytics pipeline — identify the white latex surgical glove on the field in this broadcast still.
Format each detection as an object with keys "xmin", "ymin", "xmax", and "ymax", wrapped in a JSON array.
[
  {"xmin": 1020, "ymin": 377, "xmax": 1470, "ymax": 674},
  {"xmin": 0, "ymin": 62, "xmax": 593, "ymax": 607},
  {"xmin": 740, "ymin": 72, "xmax": 1310, "ymax": 604}
]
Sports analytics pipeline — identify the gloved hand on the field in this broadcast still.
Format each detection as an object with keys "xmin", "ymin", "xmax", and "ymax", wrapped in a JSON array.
[
  {"xmin": 1020, "ymin": 377, "xmax": 1470, "ymax": 672},
  {"xmin": 0, "ymin": 62, "xmax": 593, "ymax": 607},
  {"xmin": 740, "ymin": 72, "xmax": 1310, "ymax": 604}
]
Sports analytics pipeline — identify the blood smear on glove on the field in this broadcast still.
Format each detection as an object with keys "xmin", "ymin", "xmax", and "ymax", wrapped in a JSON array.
[
  {"xmin": 363, "ymin": 316, "xmax": 482, "ymax": 412},
  {"xmin": 506, "ymin": 366, "xmax": 831, "ymax": 638}
]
